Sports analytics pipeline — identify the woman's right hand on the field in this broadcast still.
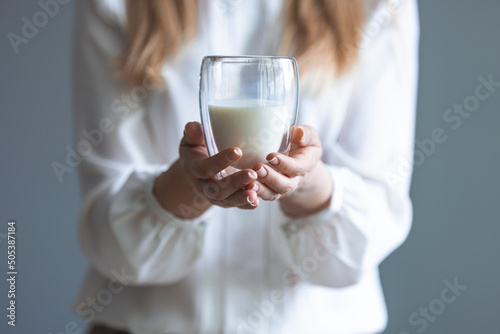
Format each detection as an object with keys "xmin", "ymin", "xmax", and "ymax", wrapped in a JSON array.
[
  {"xmin": 154, "ymin": 122, "xmax": 260, "ymax": 220},
  {"xmin": 180, "ymin": 121, "xmax": 260, "ymax": 209}
]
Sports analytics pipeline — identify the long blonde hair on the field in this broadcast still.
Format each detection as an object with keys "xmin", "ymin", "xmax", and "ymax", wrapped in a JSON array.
[{"xmin": 118, "ymin": 0, "xmax": 365, "ymax": 87}]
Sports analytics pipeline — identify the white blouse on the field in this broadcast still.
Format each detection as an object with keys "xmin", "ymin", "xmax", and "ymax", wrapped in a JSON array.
[{"xmin": 72, "ymin": 0, "xmax": 419, "ymax": 333}]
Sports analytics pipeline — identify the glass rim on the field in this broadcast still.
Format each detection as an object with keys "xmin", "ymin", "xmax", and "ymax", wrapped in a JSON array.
[{"xmin": 202, "ymin": 55, "xmax": 296, "ymax": 63}]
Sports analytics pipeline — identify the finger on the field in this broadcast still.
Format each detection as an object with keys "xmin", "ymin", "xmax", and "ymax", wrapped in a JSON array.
[
  {"xmin": 199, "ymin": 169, "xmax": 258, "ymax": 201},
  {"xmin": 266, "ymin": 125, "xmax": 322, "ymax": 177},
  {"xmin": 179, "ymin": 122, "xmax": 211, "ymax": 171},
  {"xmin": 265, "ymin": 150, "xmax": 321, "ymax": 178},
  {"xmin": 180, "ymin": 122, "xmax": 245, "ymax": 179},
  {"xmin": 247, "ymin": 181, "xmax": 281, "ymax": 201},
  {"xmin": 181, "ymin": 121, "xmax": 205, "ymax": 146},
  {"xmin": 187, "ymin": 147, "xmax": 243, "ymax": 179},
  {"xmin": 253, "ymin": 163, "xmax": 297, "ymax": 196},
  {"xmin": 219, "ymin": 189, "xmax": 259, "ymax": 208},
  {"xmin": 238, "ymin": 198, "xmax": 261, "ymax": 210},
  {"xmin": 292, "ymin": 125, "xmax": 322, "ymax": 148}
]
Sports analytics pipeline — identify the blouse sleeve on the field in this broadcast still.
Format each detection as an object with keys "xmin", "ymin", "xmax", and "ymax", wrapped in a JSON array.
[
  {"xmin": 73, "ymin": 0, "xmax": 208, "ymax": 286},
  {"xmin": 276, "ymin": 0, "xmax": 420, "ymax": 287}
]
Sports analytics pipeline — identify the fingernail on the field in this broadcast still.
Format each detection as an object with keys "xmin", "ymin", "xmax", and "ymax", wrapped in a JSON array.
[
  {"xmin": 298, "ymin": 127, "xmax": 306, "ymax": 143},
  {"xmin": 228, "ymin": 148, "xmax": 242, "ymax": 161},
  {"xmin": 249, "ymin": 183, "xmax": 259, "ymax": 191},
  {"xmin": 247, "ymin": 171, "xmax": 257, "ymax": 180},
  {"xmin": 246, "ymin": 196, "xmax": 254, "ymax": 204},
  {"xmin": 268, "ymin": 157, "xmax": 279, "ymax": 166},
  {"xmin": 257, "ymin": 166, "xmax": 268, "ymax": 178},
  {"xmin": 245, "ymin": 183, "xmax": 259, "ymax": 191},
  {"xmin": 186, "ymin": 122, "xmax": 195, "ymax": 133}
]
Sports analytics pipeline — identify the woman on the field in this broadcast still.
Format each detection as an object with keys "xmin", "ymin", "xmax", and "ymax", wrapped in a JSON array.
[{"xmin": 72, "ymin": 0, "xmax": 419, "ymax": 333}]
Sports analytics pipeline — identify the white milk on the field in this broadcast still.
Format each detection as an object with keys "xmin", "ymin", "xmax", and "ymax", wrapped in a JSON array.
[{"xmin": 208, "ymin": 100, "xmax": 290, "ymax": 169}]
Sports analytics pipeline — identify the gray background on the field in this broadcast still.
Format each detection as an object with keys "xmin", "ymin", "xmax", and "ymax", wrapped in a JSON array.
[{"xmin": 0, "ymin": 0, "xmax": 499, "ymax": 333}]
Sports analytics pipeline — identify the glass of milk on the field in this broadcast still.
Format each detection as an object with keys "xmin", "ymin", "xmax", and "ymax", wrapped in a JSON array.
[{"xmin": 199, "ymin": 56, "xmax": 299, "ymax": 171}]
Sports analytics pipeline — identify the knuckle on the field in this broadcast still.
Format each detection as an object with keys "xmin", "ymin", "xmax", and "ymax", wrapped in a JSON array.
[
  {"xmin": 262, "ymin": 193, "xmax": 280, "ymax": 201},
  {"xmin": 281, "ymin": 185, "xmax": 294, "ymax": 195},
  {"xmin": 197, "ymin": 164, "xmax": 212, "ymax": 178},
  {"xmin": 295, "ymin": 167, "xmax": 306, "ymax": 176},
  {"xmin": 212, "ymin": 192, "xmax": 224, "ymax": 202},
  {"xmin": 240, "ymin": 171, "xmax": 250, "ymax": 182},
  {"xmin": 267, "ymin": 173, "xmax": 278, "ymax": 184},
  {"xmin": 217, "ymin": 174, "xmax": 232, "ymax": 188},
  {"xmin": 203, "ymin": 183, "xmax": 223, "ymax": 201},
  {"xmin": 211, "ymin": 190, "xmax": 225, "ymax": 202}
]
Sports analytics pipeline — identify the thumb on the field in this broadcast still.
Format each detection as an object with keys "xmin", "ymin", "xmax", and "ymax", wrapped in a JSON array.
[
  {"xmin": 183, "ymin": 122, "xmax": 205, "ymax": 146},
  {"xmin": 292, "ymin": 125, "xmax": 321, "ymax": 148}
]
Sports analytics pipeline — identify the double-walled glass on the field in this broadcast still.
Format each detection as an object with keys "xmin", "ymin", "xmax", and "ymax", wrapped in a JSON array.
[{"xmin": 199, "ymin": 56, "xmax": 299, "ymax": 171}]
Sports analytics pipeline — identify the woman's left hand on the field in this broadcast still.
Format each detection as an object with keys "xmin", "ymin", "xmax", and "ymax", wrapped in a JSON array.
[{"xmin": 251, "ymin": 126, "xmax": 333, "ymax": 218}]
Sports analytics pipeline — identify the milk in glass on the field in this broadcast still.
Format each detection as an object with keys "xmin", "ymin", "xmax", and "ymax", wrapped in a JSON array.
[{"xmin": 208, "ymin": 100, "xmax": 290, "ymax": 169}]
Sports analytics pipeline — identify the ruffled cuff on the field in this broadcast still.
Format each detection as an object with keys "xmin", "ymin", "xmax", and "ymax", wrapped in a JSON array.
[
  {"xmin": 281, "ymin": 164, "xmax": 346, "ymax": 238},
  {"xmin": 275, "ymin": 165, "xmax": 371, "ymax": 279}
]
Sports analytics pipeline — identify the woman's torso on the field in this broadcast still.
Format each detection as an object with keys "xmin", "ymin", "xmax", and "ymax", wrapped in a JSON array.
[{"xmin": 74, "ymin": 0, "xmax": 388, "ymax": 333}]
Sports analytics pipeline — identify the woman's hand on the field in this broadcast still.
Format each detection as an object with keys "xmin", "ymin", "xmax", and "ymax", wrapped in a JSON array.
[
  {"xmin": 180, "ymin": 121, "xmax": 260, "ymax": 209},
  {"xmin": 252, "ymin": 126, "xmax": 333, "ymax": 218},
  {"xmin": 154, "ymin": 122, "xmax": 260, "ymax": 220}
]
